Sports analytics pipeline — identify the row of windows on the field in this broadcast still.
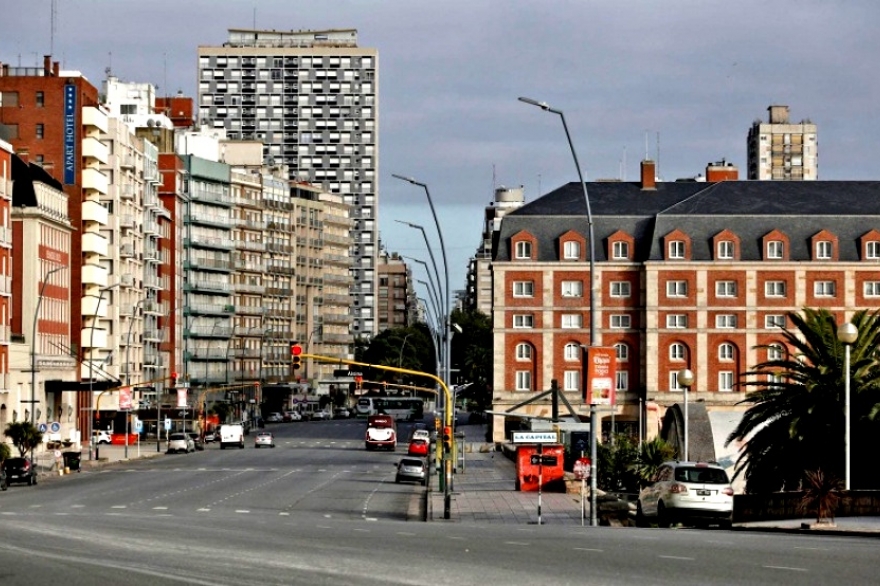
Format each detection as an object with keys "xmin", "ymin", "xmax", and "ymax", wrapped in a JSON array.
[
  {"xmin": 515, "ymin": 342, "xmax": 631, "ymax": 362},
  {"xmin": 512, "ymin": 313, "xmax": 790, "ymax": 329},
  {"xmin": 514, "ymin": 236, "xmax": 880, "ymax": 262},
  {"xmin": 512, "ymin": 369, "xmax": 748, "ymax": 392}
]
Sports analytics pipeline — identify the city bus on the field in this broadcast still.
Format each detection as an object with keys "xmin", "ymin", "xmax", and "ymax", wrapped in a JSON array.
[{"xmin": 355, "ymin": 397, "xmax": 424, "ymax": 421}]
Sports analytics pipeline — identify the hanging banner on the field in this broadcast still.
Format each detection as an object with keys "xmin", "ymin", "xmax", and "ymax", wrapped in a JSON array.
[
  {"xmin": 585, "ymin": 346, "xmax": 616, "ymax": 405},
  {"xmin": 119, "ymin": 387, "xmax": 132, "ymax": 411},
  {"xmin": 63, "ymin": 84, "xmax": 77, "ymax": 184},
  {"xmin": 177, "ymin": 388, "xmax": 188, "ymax": 408}
]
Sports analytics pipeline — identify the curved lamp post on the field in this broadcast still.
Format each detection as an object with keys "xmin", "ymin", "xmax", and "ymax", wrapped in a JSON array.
[
  {"xmin": 124, "ymin": 297, "xmax": 148, "ymax": 459},
  {"xmin": 520, "ymin": 96, "xmax": 598, "ymax": 525},
  {"xmin": 676, "ymin": 368, "xmax": 694, "ymax": 462},
  {"xmin": 838, "ymin": 322, "xmax": 858, "ymax": 490},
  {"xmin": 403, "ymin": 255, "xmax": 442, "ymax": 321},
  {"xmin": 30, "ymin": 265, "xmax": 66, "ymax": 471},
  {"xmin": 89, "ymin": 282, "xmax": 121, "ymax": 460}
]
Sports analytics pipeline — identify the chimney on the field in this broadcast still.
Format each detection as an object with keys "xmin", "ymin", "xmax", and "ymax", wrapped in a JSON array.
[
  {"xmin": 640, "ymin": 160, "xmax": 656, "ymax": 190},
  {"xmin": 705, "ymin": 159, "xmax": 739, "ymax": 183},
  {"xmin": 44, "ymin": 55, "xmax": 52, "ymax": 74}
]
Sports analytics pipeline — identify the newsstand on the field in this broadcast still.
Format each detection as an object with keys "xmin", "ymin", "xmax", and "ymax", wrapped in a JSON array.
[{"xmin": 62, "ymin": 451, "xmax": 82, "ymax": 473}]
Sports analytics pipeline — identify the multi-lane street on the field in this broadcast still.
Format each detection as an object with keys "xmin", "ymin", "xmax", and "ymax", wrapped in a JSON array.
[{"xmin": 1, "ymin": 418, "xmax": 878, "ymax": 586}]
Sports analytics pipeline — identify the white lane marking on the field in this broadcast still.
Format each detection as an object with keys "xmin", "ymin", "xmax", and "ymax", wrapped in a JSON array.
[
  {"xmin": 659, "ymin": 555, "xmax": 695, "ymax": 561},
  {"xmin": 279, "ymin": 512, "xmax": 290, "ymax": 516},
  {"xmin": 197, "ymin": 508, "xmax": 211, "ymax": 512},
  {"xmin": 234, "ymin": 510, "xmax": 250, "ymax": 513},
  {"xmin": 111, "ymin": 505, "xmax": 127, "ymax": 509},
  {"xmin": 448, "ymin": 536, "xmax": 466, "ymax": 541},
  {"xmin": 152, "ymin": 506, "xmax": 168, "ymax": 510},
  {"xmin": 763, "ymin": 565, "xmax": 808, "ymax": 572},
  {"xmin": 574, "ymin": 547, "xmax": 604, "ymax": 552},
  {"xmin": 70, "ymin": 505, "xmax": 85, "ymax": 508},
  {"xmin": 353, "ymin": 528, "xmax": 370, "ymax": 532},
  {"xmin": 1, "ymin": 512, "xmax": 17, "ymax": 515},
  {"xmin": 503, "ymin": 541, "xmax": 530, "ymax": 546}
]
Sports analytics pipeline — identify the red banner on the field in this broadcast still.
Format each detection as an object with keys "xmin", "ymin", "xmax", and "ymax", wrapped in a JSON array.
[
  {"xmin": 585, "ymin": 346, "xmax": 616, "ymax": 405},
  {"xmin": 177, "ymin": 389, "xmax": 188, "ymax": 408},
  {"xmin": 119, "ymin": 387, "xmax": 132, "ymax": 411}
]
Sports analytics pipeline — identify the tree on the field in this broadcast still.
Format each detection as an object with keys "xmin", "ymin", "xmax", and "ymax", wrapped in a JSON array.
[
  {"xmin": 725, "ymin": 308, "xmax": 880, "ymax": 493},
  {"xmin": 596, "ymin": 434, "xmax": 640, "ymax": 493},
  {"xmin": 450, "ymin": 309, "xmax": 493, "ymax": 411},
  {"xmin": 634, "ymin": 437, "xmax": 677, "ymax": 488},
  {"xmin": 0, "ymin": 441, "xmax": 10, "ymax": 464},
  {"xmin": 4, "ymin": 422, "xmax": 44, "ymax": 458}
]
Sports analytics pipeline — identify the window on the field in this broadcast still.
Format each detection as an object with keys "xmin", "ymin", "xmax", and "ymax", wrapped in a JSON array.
[
  {"xmin": 767, "ymin": 240, "xmax": 784, "ymax": 259},
  {"xmin": 816, "ymin": 241, "xmax": 832, "ymax": 259},
  {"xmin": 561, "ymin": 280, "xmax": 583, "ymax": 297},
  {"xmin": 716, "ymin": 314, "xmax": 737, "ymax": 328},
  {"xmin": 515, "ymin": 343, "xmax": 532, "ymax": 361},
  {"xmin": 666, "ymin": 280, "xmax": 687, "ymax": 297},
  {"xmin": 564, "ymin": 343, "xmax": 581, "ymax": 361},
  {"xmin": 669, "ymin": 342, "xmax": 685, "ymax": 361},
  {"xmin": 513, "ymin": 281, "xmax": 534, "ymax": 297},
  {"xmin": 36, "ymin": 91, "xmax": 44, "ymax": 107},
  {"xmin": 612, "ymin": 241, "xmax": 629, "ymax": 260},
  {"xmin": 867, "ymin": 241, "xmax": 880, "ymax": 259},
  {"xmin": 515, "ymin": 241, "xmax": 532, "ymax": 259},
  {"xmin": 616, "ymin": 371, "xmax": 629, "ymax": 392},
  {"xmin": 666, "ymin": 314, "xmax": 687, "ymax": 328},
  {"xmin": 765, "ymin": 280, "xmax": 786, "ymax": 297},
  {"xmin": 563, "ymin": 241, "xmax": 580, "ymax": 260},
  {"xmin": 561, "ymin": 314, "xmax": 582, "ymax": 329},
  {"xmin": 719, "ymin": 371, "xmax": 734, "ymax": 392},
  {"xmin": 610, "ymin": 281, "xmax": 631, "ymax": 298},
  {"xmin": 765, "ymin": 314, "xmax": 786, "ymax": 328},
  {"xmin": 515, "ymin": 371, "xmax": 532, "ymax": 391},
  {"xmin": 668, "ymin": 240, "xmax": 685, "ymax": 259},
  {"xmin": 767, "ymin": 343, "xmax": 784, "ymax": 361},
  {"xmin": 814, "ymin": 280, "xmax": 836, "ymax": 297},
  {"xmin": 717, "ymin": 240, "xmax": 734, "ymax": 259},
  {"xmin": 610, "ymin": 314, "xmax": 631, "ymax": 329},
  {"xmin": 719, "ymin": 343, "xmax": 734, "ymax": 361},
  {"xmin": 669, "ymin": 372, "xmax": 684, "ymax": 391},
  {"xmin": 715, "ymin": 280, "xmax": 737, "ymax": 297},
  {"xmin": 563, "ymin": 371, "xmax": 580, "ymax": 392},
  {"xmin": 513, "ymin": 314, "xmax": 533, "ymax": 328},
  {"xmin": 35, "ymin": 123, "xmax": 44, "ymax": 139},
  {"xmin": 864, "ymin": 281, "xmax": 880, "ymax": 297},
  {"xmin": 615, "ymin": 343, "xmax": 629, "ymax": 362}
]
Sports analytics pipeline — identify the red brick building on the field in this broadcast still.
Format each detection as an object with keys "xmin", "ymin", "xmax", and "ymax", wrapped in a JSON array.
[{"xmin": 490, "ymin": 160, "xmax": 880, "ymax": 453}]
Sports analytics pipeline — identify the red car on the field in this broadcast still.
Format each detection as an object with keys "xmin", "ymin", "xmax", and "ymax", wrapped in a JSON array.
[{"xmin": 407, "ymin": 439, "xmax": 429, "ymax": 457}]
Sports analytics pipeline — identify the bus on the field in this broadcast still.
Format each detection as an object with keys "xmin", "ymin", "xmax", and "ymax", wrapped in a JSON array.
[{"xmin": 355, "ymin": 397, "xmax": 424, "ymax": 421}]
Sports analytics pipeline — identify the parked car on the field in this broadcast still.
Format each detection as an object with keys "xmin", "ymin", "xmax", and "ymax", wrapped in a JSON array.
[
  {"xmin": 287, "ymin": 410, "xmax": 302, "ymax": 422},
  {"xmin": 203, "ymin": 430, "xmax": 216, "ymax": 443},
  {"xmin": 2, "ymin": 457, "xmax": 37, "ymax": 486},
  {"xmin": 311, "ymin": 410, "xmax": 331, "ymax": 421},
  {"xmin": 187, "ymin": 432, "xmax": 205, "ymax": 451},
  {"xmin": 407, "ymin": 439, "xmax": 430, "ymax": 457},
  {"xmin": 333, "ymin": 408, "xmax": 350, "ymax": 419},
  {"xmin": 92, "ymin": 430, "xmax": 111, "ymax": 445},
  {"xmin": 395, "ymin": 457, "xmax": 427, "ymax": 485},
  {"xmin": 254, "ymin": 431, "xmax": 275, "ymax": 448},
  {"xmin": 266, "ymin": 412, "xmax": 284, "ymax": 423},
  {"xmin": 636, "ymin": 461, "xmax": 734, "ymax": 529},
  {"xmin": 166, "ymin": 432, "xmax": 195, "ymax": 454}
]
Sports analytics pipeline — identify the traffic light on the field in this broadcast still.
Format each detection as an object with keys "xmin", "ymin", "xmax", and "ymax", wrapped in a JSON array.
[
  {"xmin": 171, "ymin": 372, "xmax": 178, "ymax": 386},
  {"xmin": 442, "ymin": 426, "xmax": 452, "ymax": 453},
  {"xmin": 290, "ymin": 342, "xmax": 302, "ymax": 370}
]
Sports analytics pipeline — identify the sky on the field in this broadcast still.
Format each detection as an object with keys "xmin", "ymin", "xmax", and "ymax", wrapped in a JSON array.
[{"xmin": 3, "ymin": 0, "xmax": 880, "ymax": 299}]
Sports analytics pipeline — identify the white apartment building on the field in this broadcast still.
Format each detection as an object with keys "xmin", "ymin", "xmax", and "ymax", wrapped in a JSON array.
[
  {"xmin": 747, "ymin": 104, "xmax": 818, "ymax": 180},
  {"xmin": 197, "ymin": 28, "xmax": 379, "ymax": 338}
]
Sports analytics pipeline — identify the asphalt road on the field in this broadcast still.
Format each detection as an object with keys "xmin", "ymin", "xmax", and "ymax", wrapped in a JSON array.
[{"xmin": 1, "ymin": 417, "xmax": 878, "ymax": 586}]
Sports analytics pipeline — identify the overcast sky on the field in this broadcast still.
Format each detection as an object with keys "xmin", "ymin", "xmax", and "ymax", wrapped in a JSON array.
[{"xmin": 4, "ymin": 0, "xmax": 879, "ymax": 297}]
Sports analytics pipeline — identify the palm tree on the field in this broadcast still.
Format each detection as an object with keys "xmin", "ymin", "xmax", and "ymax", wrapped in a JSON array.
[{"xmin": 725, "ymin": 308, "xmax": 880, "ymax": 493}]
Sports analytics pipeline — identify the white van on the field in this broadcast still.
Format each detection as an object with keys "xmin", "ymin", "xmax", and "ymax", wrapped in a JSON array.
[{"xmin": 219, "ymin": 424, "xmax": 244, "ymax": 450}]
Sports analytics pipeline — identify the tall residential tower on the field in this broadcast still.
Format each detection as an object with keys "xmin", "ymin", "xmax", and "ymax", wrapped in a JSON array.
[
  {"xmin": 747, "ymin": 105, "xmax": 818, "ymax": 180},
  {"xmin": 197, "ymin": 28, "xmax": 379, "ymax": 338}
]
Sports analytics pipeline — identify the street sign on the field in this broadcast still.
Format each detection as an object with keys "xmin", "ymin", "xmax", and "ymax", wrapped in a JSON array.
[
  {"xmin": 49, "ymin": 421, "xmax": 61, "ymax": 433},
  {"xmin": 334, "ymin": 369, "xmax": 363, "ymax": 377},
  {"xmin": 38, "ymin": 423, "xmax": 48, "ymax": 433},
  {"xmin": 530, "ymin": 455, "xmax": 558, "ymax": 466},
  {"xmin": 511, "ymin": 431, "xmax": 558, "ymax": 444},
  {"xmin": 164, "ymin": 417, "xmax": 171, "ymax": 431}
]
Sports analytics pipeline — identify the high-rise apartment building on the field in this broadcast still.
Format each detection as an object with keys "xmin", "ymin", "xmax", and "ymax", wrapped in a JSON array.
[
  {"xmin": 197, "ymin": 28, "xmax": 379, "ymax": 338},
  {"xmin": 747, "ymin": 105, "xmax": 818, "ymax": 180},
  {"xmin": 376, "ymin": 251, "xmax": 413, "ymax": 331}
]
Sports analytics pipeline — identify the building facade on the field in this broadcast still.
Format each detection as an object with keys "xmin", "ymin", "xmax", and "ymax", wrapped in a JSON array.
[
  {"xmin": 490, "ymin": 161, "xmax": 880, "ymax": 450},
  {"xmin": 377, "ymin": 250, "xmax": 413, "ymax": 332},
  {"xmin": 747, "ymin": 105, "xmax": 818, "ymax": 181},
  {"xmin": 197, "ymin": 28, "xmax": 379, "ymax": 338}
]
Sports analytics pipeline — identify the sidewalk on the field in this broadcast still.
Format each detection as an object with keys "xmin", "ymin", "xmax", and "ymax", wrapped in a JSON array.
[{"xmin": 34, "ymin": 441, "xmax": 163, "ymax": 479}]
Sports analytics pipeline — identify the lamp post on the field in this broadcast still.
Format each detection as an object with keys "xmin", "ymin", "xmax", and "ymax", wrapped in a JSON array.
[
  {"xmin": 403, "ymin": 256, "xmax": 442, "ymax": 321},
  {"xmin": 89, "ymin": 282, "xmax": 121, "ymax": 460},
  {"xmin": 519, "ymin": 96, "xmax": 598, "ymax": 525},
  {"xmin": 392, "ymin": 174, "xmax": 452, "ymax": 518},
  {"xmin": 677, "ymin": 369, "xmax": 694, "ymax": 462},
  {"xmin": 123, "ymin": 297, "xmax": 147, "ymax": 460},
  {"xmin": 837, "ymin": 322, "xmax": 858, "ymax": 490},
  {"xmin": 398, "ymin": 332, "xmax": 412, "ymax": 368},
  {"xmin": 30, "ymin": 265, "xmax": 66, "ymax": 471}
]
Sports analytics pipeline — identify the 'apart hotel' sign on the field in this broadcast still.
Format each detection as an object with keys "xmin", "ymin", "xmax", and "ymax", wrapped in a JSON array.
[{"xmin": 585, "ymin": 347, "xmax": 616, "ymax": 406}]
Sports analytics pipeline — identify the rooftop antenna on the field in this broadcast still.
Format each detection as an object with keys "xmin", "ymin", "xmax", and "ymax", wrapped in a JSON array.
[
  {"xmin": 253, "ymin": 6, "xmax": 257, "ymax": 29},
  {"xmin": 50, "ymin": 0, "xmax": 57, "ymax": 57},
  {"xmin": 656, "ymin": 131, "xmax": 661, "ymax": 182},
  {"xmin": 623, "ymin": 145, "xmax": 627, "ymax": 181}
]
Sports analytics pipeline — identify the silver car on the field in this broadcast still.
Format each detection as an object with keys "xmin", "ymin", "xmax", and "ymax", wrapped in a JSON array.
[
  {"xmin": 636, "ymin": 461, "xmax": 734, "ymax": 528},
  {"xmin": 395, "ymin": 458, "xmax": 427, "ymax": 485},
  {"xmin": 166, "ymin": 432, "xmax": 195, "ymax": 454}
]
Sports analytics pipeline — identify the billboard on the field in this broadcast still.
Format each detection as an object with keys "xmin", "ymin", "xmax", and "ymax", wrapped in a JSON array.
[
  {"xmin": 584, "ymin": 346, "xmax": 616, "ymax": 405},
  {"xmin": 63, "ymin": 84, "xmax": 76, "ymax": 184}
]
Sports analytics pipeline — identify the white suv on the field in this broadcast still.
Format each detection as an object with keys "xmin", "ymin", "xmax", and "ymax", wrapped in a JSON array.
[{"xmin": 636, "ymin": 461, "xmax": 734, "ymax": 528}]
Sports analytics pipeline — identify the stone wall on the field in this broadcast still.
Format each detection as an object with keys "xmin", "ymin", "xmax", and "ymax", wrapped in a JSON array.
[{"xmin": 734, "ymin": 490, "xmax": 880, "ymax": 523}]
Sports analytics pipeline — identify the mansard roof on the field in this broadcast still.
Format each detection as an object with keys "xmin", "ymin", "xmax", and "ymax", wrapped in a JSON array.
[{"xmin": 496, "ymin": 180, "xmax": 880, "ymax": 263}]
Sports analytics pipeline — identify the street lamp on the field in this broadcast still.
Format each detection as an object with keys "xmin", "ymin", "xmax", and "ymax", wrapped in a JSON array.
[
  {"xmin": 677, "ymin": 368, "xmax": 694, "ymax": 462},
  {"xmin": 123, "ymin": 297, "xmax": 147, "ymax": 460},
  {"xmin": 30, "ymin": 265, "xmax": 66, "ymax": 471},
  {"xmin": 392, "ymin": 174, "xmax": 452, "ymax": 518},
  {"xmin": 398, "ymin": 332, "xmax": 412, "ymax": 368},
  {"xmin": 89, "ymin": 282, "xmax": 121, "ymax": 460},
  {"xmin": 403, "ymin": 256, "xmax": 442, "ymax": 321},
  {"xmin": 519, "ymin": 96, "xmax": 598, "ymax": 525},
  {"xmin": 837, "ymin": 322, "xmax": 858, "ymax": 490}
]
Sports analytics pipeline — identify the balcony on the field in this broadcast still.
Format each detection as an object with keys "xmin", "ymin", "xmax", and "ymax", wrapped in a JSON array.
[
  {"xmin": 119, "ymin": 215, "xmax": 136, "ymax": 229},
  {"xmin": 81, "ymin": 232, "xmax": 109, "ymax": 256},
  {"xmin": 81, "ymin": 294, "xmax": 110, "ymax": 318},
  {"xmin": 81, "ymin": 199, "xmax": 109, "ymax": 225},
  {"xmin": 80, "ymin": 326, "xmax": 109, "ymax": 349},
  {"xmin": 80, "ymin": 264, "xmax": 109, "ymax": 288},
  {"xmin": 184, "ymin": 302, "xmax": 232, "ymax": 316},
  {"xmin": 185, "ymin": 280, "xmax": 231, "ymax": 293},
  {"xmin": 120, "ymin": 184, "xmax": 135, "ymax": 200},
  {"xmin": 81, "ymin": 167, "xmax": 108, "ymax": 195},
  {"xmin": 82, "ymin": 106, "xmax": 109, "ymax": 133},
  {"xmin": 120, "ymin": 244, "xmax": 134, "ymax": 258},
  {"xmin": 82, "ymin": 136, "xmax": 108, "ymax": 164}
]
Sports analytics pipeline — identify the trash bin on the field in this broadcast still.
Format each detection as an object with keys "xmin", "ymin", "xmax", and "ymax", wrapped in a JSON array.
[{"xmin": 62, "ymin": 451, "xmax": 82, "ymax": 473}]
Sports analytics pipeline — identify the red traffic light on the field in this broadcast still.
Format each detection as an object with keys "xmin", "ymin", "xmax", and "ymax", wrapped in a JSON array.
[{"xmin": 291, "ymin": 344, "xmax": 303, "ymax": 356}]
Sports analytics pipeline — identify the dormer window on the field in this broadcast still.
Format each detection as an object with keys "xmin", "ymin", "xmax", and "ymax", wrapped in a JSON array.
[
  {"xmin": 612, "ymin": 241, "xmax": 629, "ymax": 259},
  {"xmin": 767, "ymin": 240, "xmax": 784, "ymax": 259},
  {"xmin": 668, "ymin": 241, "xmax": 685, "ymax": 259},
  {"xmin": 867, "ymin": 241, "xmax": 880, "ymax": 260},
  {"xmin": 717, "ymin": 240, "xmax": 734, "ymax": 259},
  {"xmin": 816, "ymin": 241, "xmax": 832, "ymax": 259},
  {"xmin": 515, "ymin": 241, "xmax": 532, "ymax": 259},
  {"xmin": 563, "ymin": 241, "xmax": 580, "ymax": 260}
]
